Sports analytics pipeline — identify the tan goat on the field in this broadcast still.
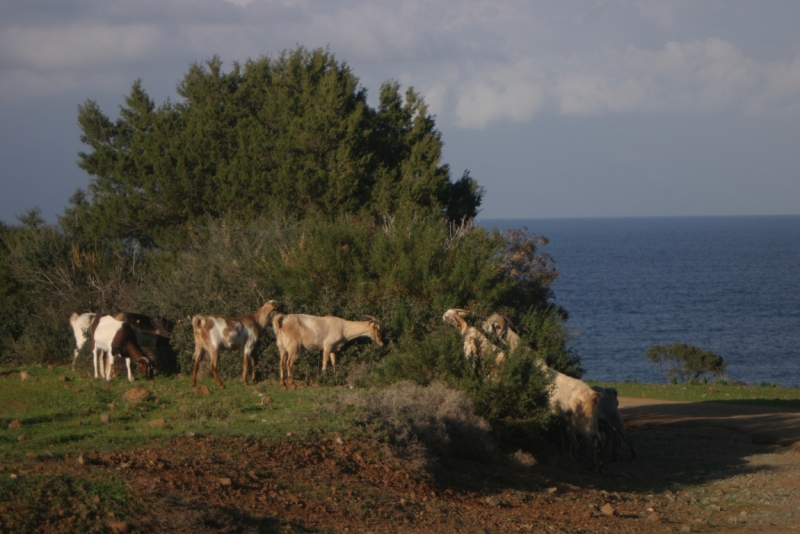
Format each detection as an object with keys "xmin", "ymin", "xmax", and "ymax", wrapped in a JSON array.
[
  {"xmin": 272, "ymin": 313, "xmax": 384, "ymax": 390},
  {"xmin": 482, "ymin": 311, "xmax": 605, "ymax": 469},
  {"xmin": 442, "ymin": 308, "xmax": 505, "ymax": 364},
  {"xmin": 191, "ymin": 300, "xmax": 280, "ymax": 389}
]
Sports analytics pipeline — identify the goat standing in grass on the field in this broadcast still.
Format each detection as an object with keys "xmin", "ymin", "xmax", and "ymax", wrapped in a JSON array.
[
  {"xmin": 272, "ymin": 313, "xmax": 384, "ymax": 390},
  {"xmin": 69, "ymin": 312, "xmax": 96, "ymax": 371},
  {"xmin": 90, "ymin": 315, "xmax": 153, "ymax": 382},
  {"xmin": 191, "ymin": 300, "xmax": 280, "ymax": 389}
]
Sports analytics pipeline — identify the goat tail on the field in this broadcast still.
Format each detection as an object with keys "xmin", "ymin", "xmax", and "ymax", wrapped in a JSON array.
[
  {"xmin": 271, "ymin": 313, "xmax": 285, "ymax": 332},
  {"xmin": 191, "ymin": 315, "xmax": 206, "ymax": 332}
]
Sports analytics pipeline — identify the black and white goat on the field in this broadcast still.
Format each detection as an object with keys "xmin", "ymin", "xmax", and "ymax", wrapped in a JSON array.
[{"xmin": 90, "ymin": 315, "xmax": 153, "ymax": 382}]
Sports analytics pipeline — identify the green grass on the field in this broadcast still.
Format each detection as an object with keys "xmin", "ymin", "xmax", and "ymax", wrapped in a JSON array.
[
  {"xmin": 0, "ymin": 364, "xmax": 359, "ymax": 464},
  {"xmin": 589, "ymin": 380, "xmax": 800, "ymax": 409}
]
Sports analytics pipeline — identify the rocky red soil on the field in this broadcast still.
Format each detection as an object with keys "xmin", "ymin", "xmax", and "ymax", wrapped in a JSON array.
[{"xmin": 3, "ymin": 400, "xmax": 799, "ymax": 533}]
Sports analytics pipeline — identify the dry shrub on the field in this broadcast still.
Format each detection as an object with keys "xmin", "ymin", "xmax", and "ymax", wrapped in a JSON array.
[{"xmin": 358, "ymin": 381, "xmax": 494, "ymax": 470}]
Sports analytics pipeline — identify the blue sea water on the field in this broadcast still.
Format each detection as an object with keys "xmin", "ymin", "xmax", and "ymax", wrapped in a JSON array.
[{"xmin": 479, "ymin": 216, "xmax": 800, "ymax": 386}]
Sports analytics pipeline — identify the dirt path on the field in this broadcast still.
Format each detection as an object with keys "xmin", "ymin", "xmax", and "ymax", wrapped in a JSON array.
[{"xmin": 619, "ymin": 397, "xmax": 800, "ymax": 448}]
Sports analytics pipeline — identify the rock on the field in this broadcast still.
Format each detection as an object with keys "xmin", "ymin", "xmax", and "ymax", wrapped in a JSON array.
[
  {"xmin": 100, "ymin": 413, "xmax": 111, "ymax": 424},
  {"xmin": 19, "ymin": 371, "xmax": 30, "ymax": 380},
  {"xmin": 59, "ymin": 376, "xmax": 70, "ymax": 382},
  {"xmin": 16, "ymin": 434, "xmax": 27, "ymax": 441},
  {"xmin": 124, "ymin": 386, "xmax": 150, "ymax": 403},
  {"xmin": 647, "ymin": 512, "xmax": 660, "ymax": 523},
  {"xmin": 193, "ymin": 384, "xmax": 211, "ymax": 396},
  {"xmin": 108, "ymin": 402, "xmax": 118, "ymax": 410},
  {"xmin": 77, "ymin": 454, "xmax": 86, "ymax": 465},
  {"xmin": 486, "ymin": 496, "xmax": 501, "ymax": 506},
  {"xmin": 600, "ymin": 503, "xmax": 615, "ymax": 516},
  {"xmin": 680, "ymin": 526, "xmax": 692, "ymax": 532},
  {"xmin": 546, "ymin": 487, "xmax": 558, "ymax": 494},
  {"xmin": 8, "ymin": 419, "xmax": 21, "ymax": 429},
  {"xmin": 147, "ymin": 418, "xmax": 166, "ymax": 427},
  {"xmin": 218, "ymin": 477, "xmax": 232, "ymax": 487},
  {"xmin": 108, "ymin": 520, "xmax": 129, "ymax": 533},
  {"xmin": 25, "ymin": 452, "xmax": 37, "ymax": 458}
]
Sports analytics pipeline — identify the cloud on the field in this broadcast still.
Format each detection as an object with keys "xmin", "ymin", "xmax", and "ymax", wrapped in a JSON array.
[
  {"xmin": 455, "ymin": 60, "xmax": 545, "ymax": 128},
  {"xmin": 0, "ymin": 24, "xmax": 162, "ymax": 71},
  {"xmin": 451, "ymin": 38, "xmax": 800, "ymax": 127}
]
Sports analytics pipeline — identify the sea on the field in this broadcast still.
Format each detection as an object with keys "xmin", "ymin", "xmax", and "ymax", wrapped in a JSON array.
[{"xmin": 479, "ymin": 216, "xmax": 800, "ymax": 387}]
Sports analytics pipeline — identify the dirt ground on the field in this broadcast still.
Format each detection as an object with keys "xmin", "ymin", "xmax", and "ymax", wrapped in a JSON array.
[{"xmin": 3, "ymin": 399, "xmax": 800, "ymax": 533}]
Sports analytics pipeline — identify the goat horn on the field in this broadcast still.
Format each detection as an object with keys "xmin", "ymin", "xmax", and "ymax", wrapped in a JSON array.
[{"xmin": 363, "ymin": 314, "xmax": 379, "ymax": 322}]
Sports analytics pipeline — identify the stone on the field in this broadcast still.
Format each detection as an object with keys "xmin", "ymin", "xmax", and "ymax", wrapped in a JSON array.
[
  {"xmin": 485, "ymin": 496, "xmax": 501, "ymax": 506},
  {"xmin": 218, "ymin": 477, "xmax": 232, "ymax": 487},
  {"xmin": 546, "ymin": 487, "xmax": 558, "ymax": 494},
  {"xmin": 193, "ymin": 384, "xmax": 211, "ymax": 396},
  {"xmin": 147, "ymin": 418, "xmax": 166, "ymax": 427},
  {"xmin": 59, "ymin": 376, "xmax": 70, "ymax": 382},
  {"xmin": 100, "ymin": 413, "xmax": 111, "ymax": 424},
  {"xmin": 16, "ymin": 434, "xmax": 27, "ymax": 441},
  {"xmin": 108, "ymin": 520, "xmax": 129, "ymax": 533},
  {"xmin": 123, "ymin": 386, "xmax": 150, "ymax": 403},
  {"xmin": 7, "ymin": 419, "xmax": 21, "ymax": 429},
  {"xmin": 19, "ymin": 371, "xmax": 30, "ymax": 380},
  {"xmin": 647, "ymin": 512, "xmax": 660, "ymax": 523},
  {"xmin": 600, "ymin": 503, "xmax": 615, "ymax": 516}
]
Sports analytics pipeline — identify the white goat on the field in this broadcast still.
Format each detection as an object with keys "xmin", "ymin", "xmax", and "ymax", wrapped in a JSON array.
[
  {"xmin": 442, "ymin": 308, "xmax": 505, "ymax": 364},
  {"xmin": 90, "ymin": 315, "xmax": 153, "ymax": 382},
  {"xmin": 592, "ymin": 386, "xmax": 636, "ymax": 461},
  {"xmin": 482, "ymin": 311, "xmax": 605, "ymax": 469},
  {"xmin": 69, "ymin": 312, "xmax": 96, "ymax": 371},
  {"xmin": 272, "ymin": 313, "xmax": 384, "ymax": 390},
  {"xmin": 191, "ymin": 300, "xmax": 280, "ymax": 389}
]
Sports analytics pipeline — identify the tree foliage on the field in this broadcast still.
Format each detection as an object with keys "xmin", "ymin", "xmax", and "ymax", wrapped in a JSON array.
[
  {"xmin": 65, "ymin": 48, "xmax": 483, "ymax": 248},
  {"xmin": 646, "ymin": 343, "xmax": 728, "ymax": 383}
]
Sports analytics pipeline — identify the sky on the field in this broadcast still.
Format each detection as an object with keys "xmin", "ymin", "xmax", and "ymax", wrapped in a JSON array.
[{"xmin": 1, "ymin": 0, "xmax": 799, "ymax": 224}]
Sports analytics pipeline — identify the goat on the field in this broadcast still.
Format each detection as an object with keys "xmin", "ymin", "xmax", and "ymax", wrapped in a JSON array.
[
  {"xmin": 69, "ymin": 312, "xmax": 96, "ymax": 371},
  {"xmin": 272, "ymin": 313, "xmax": 384, "ymax": 390},
  {"xmin": 592, "ymin": 386, "xmax": 636, "ymax": 461},
  {"xmin": 545, "ymin": 367, "xmax": 605, "ymax": 468},
  {"xmin": 481, "ymin": 310, "xmax": 604, "ymax": 469},
  {"xmin": 442, "ymin": 309, "xmax": 505, "ymax": 364},
  {"xmin": 482, "ymin": 313, "xmax": 522, "ymax": 361},
  {"xmin": 89, "ymin": 315, "xmax": 153, "ymax": 382},
  {"xmin": 191, "ymin": 300, "xmax": 280, "ymax": 389},
  {"xmin": 114, "ymin": 312, "xmax": 171, "ymax": 337}
]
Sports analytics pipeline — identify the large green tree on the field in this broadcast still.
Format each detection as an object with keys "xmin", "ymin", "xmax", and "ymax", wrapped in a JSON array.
[{"xmin": 65, "ymin": 47, "xmax": 483, "ymax": 248}]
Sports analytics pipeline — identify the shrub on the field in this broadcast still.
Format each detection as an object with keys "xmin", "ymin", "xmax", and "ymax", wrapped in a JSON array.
[
  {"xmin": 357, "ymin": 381, "xmax": 495, "ymax": 470},
  {"xmin": 646, "ymin": 343, "xmax": 728, "ymax": 383}
]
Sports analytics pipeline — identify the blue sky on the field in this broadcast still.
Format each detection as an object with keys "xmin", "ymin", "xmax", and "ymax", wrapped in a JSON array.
[{"xmin": 1, "ymin": 0, "xmax": 799, "ymax": 223}]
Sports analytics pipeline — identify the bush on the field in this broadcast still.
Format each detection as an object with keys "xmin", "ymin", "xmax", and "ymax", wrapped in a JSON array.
[
  {"xmin": 646, "ymin": 343, "xmax": 728, "ymax": 384},
  {"xmin": 357, "ymin": 381, "xmax": 495, "ymax": 470}
]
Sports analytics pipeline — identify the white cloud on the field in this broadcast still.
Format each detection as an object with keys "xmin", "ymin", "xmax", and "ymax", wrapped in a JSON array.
[{"xmin": 455, "ymin": 60, "xmax": 545, "ymax": 128}]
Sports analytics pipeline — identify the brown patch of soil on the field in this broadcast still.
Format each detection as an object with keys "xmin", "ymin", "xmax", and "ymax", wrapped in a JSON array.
[{"xmin": 4, "ymin": 403, "xmax": 800, "ymax": 533}]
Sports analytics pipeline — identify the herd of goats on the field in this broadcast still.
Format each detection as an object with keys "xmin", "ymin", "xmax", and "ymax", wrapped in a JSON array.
[{"xmin": 69, "ymin": 300, "xmax": 636, "ymax": 469}]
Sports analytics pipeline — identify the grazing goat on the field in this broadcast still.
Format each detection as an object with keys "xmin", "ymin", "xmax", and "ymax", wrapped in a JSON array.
[
  {"xmin": 482, "ymin": 313, "xmax": 522, "ymax": 361},
  {"xmin": 442, "ymin": 309, "xmax": 505, "ymax": 364},
  {"xmin": 90, "ymin": 315, "xmax": 153, "ymax": 381},
  {"xmin": 592, "ymin": 386, "xmax": 636, "ymax": 461},
  {"xmin": 272, "ymin": 313, "xmax": 384, "ymax": 390},
  {"xmin": 69, "ymin": 312, "xmax": 96, "ymax": 371},
  {"xmin": 191, "ymin": 300, "xmax": 280, "ymax": 389},
  {"xmin": 114, "ymin": 312, "xmax": 171, "ymax": 336}
]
